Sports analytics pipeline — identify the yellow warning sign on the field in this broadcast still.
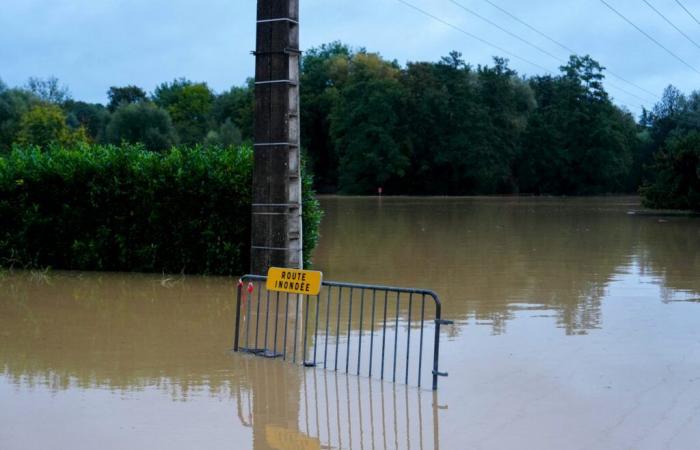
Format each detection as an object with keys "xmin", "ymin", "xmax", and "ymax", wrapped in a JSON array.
[{"xmin": 267, "ymin": 267, "xmax": 323, "ymax": 296}]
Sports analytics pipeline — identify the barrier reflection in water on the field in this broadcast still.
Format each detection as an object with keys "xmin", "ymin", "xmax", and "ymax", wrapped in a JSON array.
[{"xmin": 234, "ymin": 356, "xmax": 442, "ymax": 450}]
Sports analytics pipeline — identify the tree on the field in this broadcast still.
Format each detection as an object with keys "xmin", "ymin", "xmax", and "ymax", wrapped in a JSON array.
[
  {"xmin": 641, "ymin": 130, "xmax": 700, "ymax": 211},
  {"xmin": 16, "ymin": 104, "xmax": 87, "ymax": 148},
  {"xmin": 107, "ymin": 86, "xmax": 147, "ymax": 112},
  {"xmin": 0, "ymin": 89, "xmax": 40, "ymax": 152},
  {"xmin": 204, "ymin": 119, "xmax": 242, "ymax": 147},
  {"xmin": 153, "ymin": 79, "xmax": 214, "ymax": 145},
  {"xmin": 25, "ymin": 76, "xmax": 71, "ymax": 104},
  {"xmin": 402, "ymin": 54, "xmax": 481, "ymax": 194},
  {"xmin": 211, "ymin": 80, "xmax": 254, "ymax": 141},
  {"xmin": 300, "ymin": 42, "xmax": 353, "ymax": 191},
  {"xmin": 330, "ymin": 52, "xmax": 410, "ymax": 194},
  {"xmin": 105, "ymin": 102, "xmax": 177, "ymax": 151},
  {"xmin": 473, "ymin": 58, "xmax": 535, "ymax": 193},
  {"xmin": 520, "ymin": 56, "xmax": 636, "ymax": 194},
  {"xmin": 64, "ymin": 100, "xmax": 110, "ymax": 143}
]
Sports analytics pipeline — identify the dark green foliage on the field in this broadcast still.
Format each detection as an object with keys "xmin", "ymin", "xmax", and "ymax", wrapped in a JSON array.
[
  {"xmin": 64, "ymin": 100, "xmax": 110, "ymax": 142},
  {"xmin": 520, "ymin": 56, "xmax": 636, "ymax": 195},
  {"xmin": 4, "ymin": 42, "xmax": 700, "ymax": 211},
  {"xmin": 641, "ymin": 131, "xmax": 700, "ymax": 212},
  {"xmin": 153, "ymin": 79, "xmax": 214, "ymax": 145},
  {"xmin": 106, "ymin": 102, "xmax": 178, "ymax": 151},
  {"xmin": 300, "ymin": 42, "xmax": 352, "ymax": 192},
  {"xmin": 0, "ymin": 144, "xmax": 322, "ymax": 274},
  {"xmin": 330, "ymin": 53, "xmax": 410, "ymax": 194},
  {"xmin": 204, "ymin": 119, "xmax": 242, "ymax": 148},
  {"xmin": 638, "ymin": 85, "xmax": 700, "ymax": 210},
  {"xmin": 211, "ymin": 80, "xmax": 254, "ymax": 142},
  {"xmin": 0, "ymin": 89, "xmax": 40, "ymax": 153},
  {"xmin": 302, "ymin": 46, "xmax": 639, "ymax": 196},
  {"xmin": 107, "ymin": 86, "xmax": 148, "ymax": 112},
  {"xmin": 16, "ymin": 104, "xmax": 88, "ymax": 148},
  {"xmin": 301, "ymin": 157, "xmax": 323, "ymax": 269}
]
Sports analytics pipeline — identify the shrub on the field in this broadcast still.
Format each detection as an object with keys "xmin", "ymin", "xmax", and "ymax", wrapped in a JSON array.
[
  {"xmin": 0, "ymin": 144, "xmax": 322, "ymax": 274},
  {"xmin": 641, "ymin": 131, "xmax": 700, "ymax": 212}
]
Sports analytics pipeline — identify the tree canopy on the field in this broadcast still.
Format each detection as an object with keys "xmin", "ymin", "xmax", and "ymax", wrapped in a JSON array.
[{"xmin": 0, "ymin": 42, "xmax": 698, "ymax": 209}]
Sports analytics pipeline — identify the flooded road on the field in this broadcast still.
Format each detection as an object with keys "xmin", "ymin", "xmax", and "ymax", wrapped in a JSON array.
[{"xmin": 1, "ymin": 197, "xmax": 699, "ymax": 449}]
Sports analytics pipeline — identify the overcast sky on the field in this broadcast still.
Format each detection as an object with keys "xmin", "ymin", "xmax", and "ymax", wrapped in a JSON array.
[{"xmin": 2, "ymin": 0, "xmax": 700, "ymax": 117}]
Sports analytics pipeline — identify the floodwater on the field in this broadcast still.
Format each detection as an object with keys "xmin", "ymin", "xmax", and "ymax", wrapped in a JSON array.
[{"xmin": 1, "ymin": 197, "xmax": 699, "ymax": 450}]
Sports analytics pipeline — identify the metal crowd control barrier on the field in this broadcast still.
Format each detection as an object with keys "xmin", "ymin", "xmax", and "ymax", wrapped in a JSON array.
[{"xmin": 233, "ymin": 275, "xmax": 453, "ymax": 390}]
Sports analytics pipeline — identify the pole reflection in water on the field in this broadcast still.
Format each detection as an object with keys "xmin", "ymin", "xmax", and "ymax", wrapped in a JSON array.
[{"xmin": 234, "ymin": 356, "xmax": 442, "ymax": 450}]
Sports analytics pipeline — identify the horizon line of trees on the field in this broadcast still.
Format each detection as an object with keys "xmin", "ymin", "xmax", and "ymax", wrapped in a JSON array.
[
  {"xmin": 0, "ymin": 75, "xmax": 252, "ymax": 153},
  {"xmin": 1, "ymin": 41, "xmax": 698, "ymax": 209}
]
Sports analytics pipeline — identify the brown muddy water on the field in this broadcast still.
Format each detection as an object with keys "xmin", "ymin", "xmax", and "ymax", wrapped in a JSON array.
[{"xmin": 1, "ymin": 197, "xmax": 699, "ymax": 450}]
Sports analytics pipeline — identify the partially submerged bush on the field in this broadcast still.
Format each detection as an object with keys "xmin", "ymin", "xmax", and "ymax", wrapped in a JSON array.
[
  {"xmin": 0, "ymin": 143, "xmax": 321, "ymax": 274},
  {"xmin": 641, "ymin": 131, "xmax": 700, "ymax": 212}
]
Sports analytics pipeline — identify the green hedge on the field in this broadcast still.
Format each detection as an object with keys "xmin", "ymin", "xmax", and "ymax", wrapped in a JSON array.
[{"xmin": 0, "ymin": 144, "xmax": 322, "ymax": 275}]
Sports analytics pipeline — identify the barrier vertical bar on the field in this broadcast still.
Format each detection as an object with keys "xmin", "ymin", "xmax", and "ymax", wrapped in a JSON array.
[
  {"xmin": 313, "ymin": 293, "xmax": 321, "ymax": 365},
  {"xmin": 380, "ymin": 290, "xmax": 389, "ymax": 380},
  {"xmin": 405, "ymin": 292, "xmax": 413, "ymax": 384},
  {"xmin": 245, "ymin": 282, "xmax": 253, "ymax": 349},
  {"xmin": 369, "ymin": 289, "xmax": 377, "ymax": 377},
  {"xmin": 234, "ymin": 281, "xmax": 243, "ymax": 351},
  {"xmin": 418, "ymin": 294, "xmax": 426, "ymax": 387},
  {"xmin": 324, "ymin": 286, "xmax": 331, "ymax": 369},
  {"xmin": 345, "ymin": 288, "xmax": 354, "ymax": 373},
  {"xmin": 293, "ymin": 293, "xmax": 300, "ymax": 363},
  {"xmin": 357, "ymin": 289, "xmax": 365, "ymax": 376},
  {"xmin": 335, "ymin": 287, "xmax": 342, "ymax": 371},
  {"xmin": 254, "ymin": 283, "xmax": 262, "ymax": 351},
  {"xmin": 393, "ymin": 292, "xmax": 401, "ymax": 383},
  {"xmin": 263, "ymin": 290, "xmax": 271, "ymax": 352},
  {"xmin": 432, "ymin": 299, "xmax": 442, "ymax": 390},
  {"xmin": 303, "ymin": 294, "xmax": 310, "ymax": 364},
  {"xmin": 273, "ymin": 291, "xmax": 280, "ymax": 356},
  {"xmin": 283, "ymin": 293, "xmax": 290, "ymax": 360}
]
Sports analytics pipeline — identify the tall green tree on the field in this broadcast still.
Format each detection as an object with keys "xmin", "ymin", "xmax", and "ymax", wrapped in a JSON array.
[
  {"xmin": 0, "ymin": 89, "xmax": 40, "ymax": 152},
  {"xmin": 64, "ymin": 100, "xmax": 110, "ymax": 142},
  {"xmin": 211, "ymin": 80, "xmax": 254, "ymax": 141},
  {"xmin": 107, "ymin": 86, "xmax": 148, "ymax": 112},
  {"xmin": 301, "ymin": 42, "xmax": 353, "ymax": 192},
  {"xmin": 16, "ymin": 104, "xmax": 87, "ymax": 148},
  {"xmin": 520, "ymin": 55, "xmax": 636, "ymax": 194},
  {"xmin": 105, "ymin": 102, "xmax": 177, "ymax": 151},
  {"xmin": 153, "ymin": 79, "xmax": 214, "ymax": 145},
  {"xmin": 330, "ymin": 52, "xmax": 410, "ymax": 194},
  {"xmin": 641, "ymin": 130, "xmax": 700, "ymax": 211}
]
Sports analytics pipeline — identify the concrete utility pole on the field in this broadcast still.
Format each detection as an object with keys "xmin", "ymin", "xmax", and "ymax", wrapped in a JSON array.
[{"xmin": 251, "ymin": 0, "xmax": 303, "ymax": 275}]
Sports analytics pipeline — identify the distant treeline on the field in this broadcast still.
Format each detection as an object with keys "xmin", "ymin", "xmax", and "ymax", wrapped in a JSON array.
[{"xmin": 0, "ymin": 41, "xmax": 698, "ymax": 210}]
